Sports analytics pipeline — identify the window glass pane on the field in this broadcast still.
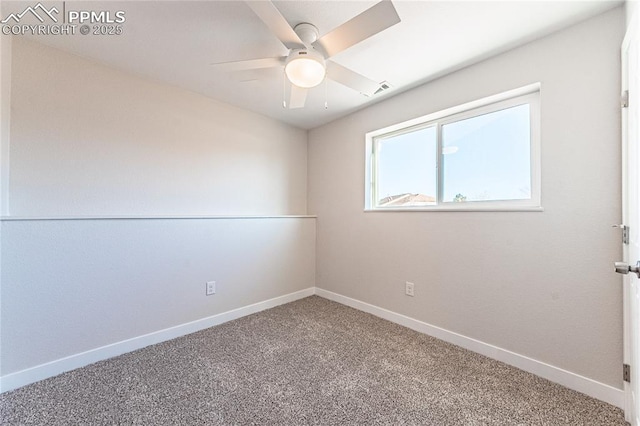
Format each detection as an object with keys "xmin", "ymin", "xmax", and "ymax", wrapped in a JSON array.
[
  {"xmin": 376, "ymin": 126, "xmax": 437, "ymax": 207},
  {"xmin": 442, "ymin": 104, "xmax": 531, "ymax": 203}
]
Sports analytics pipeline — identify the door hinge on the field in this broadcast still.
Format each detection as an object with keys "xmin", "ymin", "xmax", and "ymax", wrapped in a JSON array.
[
  {"xmin": 622, "ymin": 90, "xmax": 629, "ymax": 108},
  {"xmin": 613, "ymin": 224, "xmax": 629, "ymax": 244},
  {"xmin": 624, "ymin": 363, "xmax": 631, "ymax": 383}
]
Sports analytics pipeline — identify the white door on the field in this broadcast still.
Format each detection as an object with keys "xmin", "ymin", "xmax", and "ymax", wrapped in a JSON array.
[{"xmin": 621, "ymin": 12, "xmax": 640, "ymax": 425}]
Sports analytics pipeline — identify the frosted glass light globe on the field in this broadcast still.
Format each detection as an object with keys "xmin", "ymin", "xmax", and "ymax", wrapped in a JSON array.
[{"xmin": 285, "ymin": 50, "xmax": 326, "ymax": 89}]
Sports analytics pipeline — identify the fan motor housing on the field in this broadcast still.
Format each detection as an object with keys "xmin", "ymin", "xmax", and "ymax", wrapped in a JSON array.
[
  {"xmin": 286, "ymin": 48, "xmax": 324, "ymax": 64},
  {"xmin": 293, "ymin": 23, "xmax": 319, "ymax": 45}
]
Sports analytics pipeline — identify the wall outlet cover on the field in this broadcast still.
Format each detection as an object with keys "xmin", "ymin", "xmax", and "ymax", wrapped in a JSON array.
[{"xmin": 405, "ymin": 281, "xmax": 415, "ymax": 297}]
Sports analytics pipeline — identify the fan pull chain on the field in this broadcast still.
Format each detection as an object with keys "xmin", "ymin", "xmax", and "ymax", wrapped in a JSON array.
[
  {"xmin": 324, "ymin": 78, "xmax": 328, "ymax": 109},
  {"xmin": 282, "ymin": 70, "xmax": 287, "ymax": 108}
]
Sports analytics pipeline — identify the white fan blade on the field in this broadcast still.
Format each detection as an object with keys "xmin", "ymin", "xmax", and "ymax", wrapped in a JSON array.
[
  {"xmin": 245, "ymin": 1, "xmax": 305, "ymax": 50},
  {"xmin": 231, "ymin": 67, "xmax": 281, "ymax": 82},
  {"xmin": 211, "ymin": 57, "xmax": 285, "ymax": 72},
  {"xmin": 289, "ymin": 85, "xmax": 308, "ymax": 109},
  {"xmin": 326, "ymin": 61, "xmax": 380, "ymax": 96},
  {"xmin": 313, "ymin": 1, "xmax": 400, "ymax": 58}
]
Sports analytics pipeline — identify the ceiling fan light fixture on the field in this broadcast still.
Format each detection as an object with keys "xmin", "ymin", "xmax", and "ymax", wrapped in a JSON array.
[{"xmin": 285, "ymin": 49, "xmax": 326, "ymax": 89}]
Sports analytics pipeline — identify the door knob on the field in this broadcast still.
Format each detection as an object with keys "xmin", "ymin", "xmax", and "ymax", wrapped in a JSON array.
[{"xmin": 615, "ymin": 261, "xmax": 640, "ymax": 277}]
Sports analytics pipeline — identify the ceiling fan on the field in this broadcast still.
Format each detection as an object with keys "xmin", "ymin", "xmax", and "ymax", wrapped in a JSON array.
[{"xmin": 212, "ymin": 0, "xmax": 401, "ymax": 109}]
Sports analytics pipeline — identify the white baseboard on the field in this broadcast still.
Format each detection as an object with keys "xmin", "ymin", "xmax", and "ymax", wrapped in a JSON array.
[
  {"xmin": 1, "ymin": 286, "xmax": 625, "ymax": 410},
  {"xmin": 0, "ymin": 287, "xmax": 315, "ymax": 393},
  {"xmin": 315, "ymin": 288, "xmax": 625, "ymax": 409}
]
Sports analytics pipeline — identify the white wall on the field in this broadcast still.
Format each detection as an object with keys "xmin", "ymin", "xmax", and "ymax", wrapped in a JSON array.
[
  {"xmin": 1, "ymin": 38, "xmax": 315, "ymax": 390},
  {"xmin": 0, "ymin": 34, "xmax": 11, "ymax": 389},
  {"xmin": 1, "ymin": 217, "xmax": 315, "ymax": 376},
  {"xmin": 9, "ymin": 38, "xmax": 307, "ymax": 217},
  {"xmin": 308, "ymin": 7, "xmax": 624, "ymax": 389}
]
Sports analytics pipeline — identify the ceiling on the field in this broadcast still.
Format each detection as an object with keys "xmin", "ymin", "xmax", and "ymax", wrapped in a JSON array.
[{"xmin": 2, "ymin": 0, "xmax": 622, "ymax": 130}]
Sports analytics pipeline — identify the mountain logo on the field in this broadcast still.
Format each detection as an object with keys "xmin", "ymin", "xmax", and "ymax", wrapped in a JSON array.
[{"xmin": 1, "ymin": 3, "xmax": 59, "ymax": 24}]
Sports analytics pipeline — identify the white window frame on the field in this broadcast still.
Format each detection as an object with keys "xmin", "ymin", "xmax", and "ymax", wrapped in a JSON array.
[{"xmin": 365, "ymin": 83, "xmax": 542, "ymax": 212}]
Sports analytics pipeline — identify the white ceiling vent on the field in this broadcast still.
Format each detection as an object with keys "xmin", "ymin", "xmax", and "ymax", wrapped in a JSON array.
[{"xmin": 374, "ymin": 81, "xmax": 392, "ymax": 95}]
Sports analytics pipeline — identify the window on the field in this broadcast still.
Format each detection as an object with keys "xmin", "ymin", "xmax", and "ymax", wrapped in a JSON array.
[{"xmin": 365, "ymin": 84, "xmax": 541, "ymax": 211}]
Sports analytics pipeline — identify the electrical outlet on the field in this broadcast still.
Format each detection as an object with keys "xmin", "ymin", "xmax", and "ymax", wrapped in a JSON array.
[
  {"xmin": 405, "ymin": 281, "xmax": 415, "ymax": 297},
  {"xmin": 206, "ymin": 281, "xmax": 216, "ymax": 296}
]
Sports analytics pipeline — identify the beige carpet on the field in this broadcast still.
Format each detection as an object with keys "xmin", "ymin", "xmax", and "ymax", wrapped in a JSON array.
[{"xmin": 0, "ymin": 296, "xmax": 626, "ymax": 425}]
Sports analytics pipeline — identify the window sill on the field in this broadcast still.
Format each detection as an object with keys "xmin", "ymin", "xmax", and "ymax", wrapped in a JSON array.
[{"xmin": 364, "ymin": 206, "xmax": 544, "ymax": 212}]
